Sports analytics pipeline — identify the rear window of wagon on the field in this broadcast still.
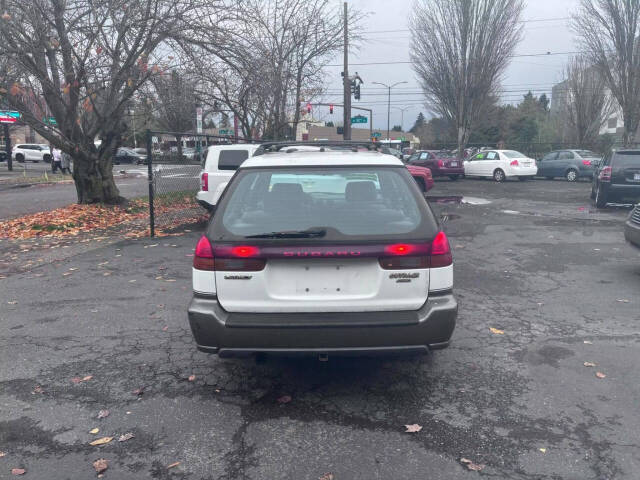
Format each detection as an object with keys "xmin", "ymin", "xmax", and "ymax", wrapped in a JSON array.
[{"xmin": 211, "ymin": 166, "xmax": 438, "ymax": 242}]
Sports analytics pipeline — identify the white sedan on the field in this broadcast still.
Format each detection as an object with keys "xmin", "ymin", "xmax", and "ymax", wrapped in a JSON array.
[{"xmin": 464, "ymin": 150, "xmax": 537, "ymax": 182}]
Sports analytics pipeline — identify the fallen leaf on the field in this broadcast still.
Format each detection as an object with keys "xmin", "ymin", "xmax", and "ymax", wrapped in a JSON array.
[
  {"xmin": 7, "ymin": 301, "xmax": 17, "ymax": 305},
  {"xmin": 97, "ymin": 410, "xmax": 110, "ymax": 419},
  {"xmin": 583, "ymin": 362, "xmax": 597, "ymax": 367},
  {"xmin": 489, "ymin": 327, "xmax": 505, "ymax": 335},
  {"xmin": 319, "ymin": 474, "xmax": 334, "ymax": 480},
  {"xmin": 118, "ymin": 432, "xmax": 135, "ymax": 442},
  {"xmin": 63, "ymin": 272, "xmax": 72, "ymax": 276},
  {"xmin": 616, "ymin": 299, "xmax": 630, "ymax": 303},
  {"xmin": 71, "ymin": 377, "xmax": 83, "ymax": 384},
  {"xmin": 32, "ymin": 385, "xmax": 43, "ymax": 394},
  {"xmin": 0, "ymin": 451, "xmax": 5, "ymax": 457},
  {"xmin": 89, "ymin": 436, "xmax": 113, "ymax": 446},
  {"xmin": 129, "ymin": 279, "xmax": 137, "ymax": 283},
  {"xmin": 93, "ymin": 458, "xmax": 108, "ymax": 474},
  {"xmin": 277, "ymin": 395, "xmax": 292, "ymax": 404},
  {"xmin": 90, "ymin": 428, "xmax": 100, "ymax": 434},
  {"xmin": 188, "ymin": 375, "xmax": 196, "ymax": 382},
  {"xmin": 583, "ymin": 340, "xmax": 593, "ymax": 345},
  {"xmin": 132, "ymin": 387, "xmax": 145, "ymax": 396},
  {"xmin": 167, "ymin": 461, "xmax": 180, "ymax": 469},
  {"xmin": 11, "ymin": 468, "xmax": 26, "ymax": 475},
  {"xmin": 460, "ymin": 458, "xmax": 485, "ymax": 471},
  {"xmin": 83, "ymin": 375, "xmax": 93, "ymax": 381},
  {"xmin": 162, "ymin": 326, "xmax": 169, "ymax": 332},
  {"xmin": 596, "ymin": 372, "xmax": 606, "ymax": 379},
  {"xmin": 539, "ymin": 447, "xmax": 547, "ymax": 453},
  {"xmin": 103, "ymin": 272, "xmax": 111, "ymax": 276},
  {"xmin": 404, "ymin": 424, "xmax": 422, "ymax": 433}
]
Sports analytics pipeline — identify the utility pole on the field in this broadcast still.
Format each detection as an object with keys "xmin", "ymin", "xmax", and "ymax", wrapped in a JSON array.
[{"xmin": 342, "ymin": 1, "xmax": 351, "ymax": 141}]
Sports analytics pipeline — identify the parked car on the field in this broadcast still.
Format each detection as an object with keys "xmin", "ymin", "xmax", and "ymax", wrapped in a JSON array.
[
  {"xmin": 12, "ymin": 144, "xmax": 51, "ymax": 163},
  {"xmin": 405, "ymin": 164, "xmax": 434, "ymax": 193},
  {"xmin": 591, "ymin": 149, "xmax": 640, "ymax": 207},
  {"xmin": 197, "ymin": 144, "xmax": 261, "ymax": 210},
  {"xmin": 380, "ymin": 147, "xmax": 434, "ymax": 192},
  {"xmin": 114, "ymin": 147, "xmax": 146, "ymax": 165},
  {"xmin": 408, "ymin": 150, "xmax": 464, "ymax": 180},
  {"xmin": 464, "ymin": 149, "xmax": 537, "ymax": 182},
  {"xmin": 537, "ymin": 149, "xmax": 601, "ymax": 181},
  {"xmin": 188, "ymin": 145, "xmax": 457, "ymax": 358},
  {"xmin": 625, "ymin": 204, "xmax": 640, "ymax": 249},
  {"xmin": 0, "ymin": 146, "xmax": 6, "ymax": 162}
]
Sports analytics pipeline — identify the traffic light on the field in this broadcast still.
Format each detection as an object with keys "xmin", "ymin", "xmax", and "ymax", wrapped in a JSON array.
[
  {"xmin": 329, "ymin": 104, "xmax": 334, "ymax": 114},
  {"xmin": 350, "ymin": 80, "xmax": 356, "ymax": 95},
  {"xmin": 354, "ymin": 85, "xmax": 361, "ymax": 100},
  {"xmin": 306, "ymin": 103, "xmax": 312, "ymax": 113}
]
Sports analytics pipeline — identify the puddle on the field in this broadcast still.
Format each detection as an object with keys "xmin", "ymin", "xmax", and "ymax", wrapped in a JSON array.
[
  {"xmin": 428, "ymin": 195, "xmax": 491, "ymax": 205},
  {"xmin": 461, "ymin": 196, "xmax": 491, "ymax": 205}
]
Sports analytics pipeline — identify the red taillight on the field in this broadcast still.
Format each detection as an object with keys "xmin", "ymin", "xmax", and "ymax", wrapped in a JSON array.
[
  {"xmin": 430, "ymin": 231, "xmax": 452, "ymax": 268},
  {"xmin": 231, "ymin": 245, "xmax": 259, "ymax": 257},
  {"xmin": 201, "ymin": 172, "xmax": 208, "ymax": 191},
  {"xmin": 599, "ymin": 166, "xmax": 612, "ymax": 182},
  {"xmin": 194, "ymin": 235, "xmax": 214, "ymax": 270},
  {"xmin": 438, "ymin": 159, "xmax": 444, "ymax": 168},
  {"xmin": 582, "ymin": 159, "xmax": 591, "ymax": 166},
  {"xmin": 385, "ymin": 244, "xmax": 414, "ymax": 255},
  {"xmin": 510, "ymin": 160, "xmax": 519, "ymax": 166},
  {"xmin": 379, "ymin": 232, "xmax": 452, "ymax": 270}
]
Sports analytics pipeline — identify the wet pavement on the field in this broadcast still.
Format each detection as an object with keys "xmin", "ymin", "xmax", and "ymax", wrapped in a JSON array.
[{"xmin": 1, "ymin": 177, "xmax": 639, "ymax": 479}]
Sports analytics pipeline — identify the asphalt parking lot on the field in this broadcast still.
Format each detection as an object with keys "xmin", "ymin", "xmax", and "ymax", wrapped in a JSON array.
[{"xmin": 1, "ymin": 177, "xmax": 639, "ymax": 479}]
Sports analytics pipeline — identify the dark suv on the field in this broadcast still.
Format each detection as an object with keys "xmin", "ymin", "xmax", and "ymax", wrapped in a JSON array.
[
  {"xmin": 592, "ymin": 150, "xmax": 640, "ymax": 207},
  {"xmin": 408, "ymin": 150, "xmax": 464, "ymax": 180},
  {"xmin": 538, "ymin": 149, "xmax": 601, "ymax": 182}
]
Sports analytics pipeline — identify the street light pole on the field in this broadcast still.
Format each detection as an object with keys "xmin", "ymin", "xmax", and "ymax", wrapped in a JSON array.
[
  {"xmin": 372, "ymin": 81, "xmax": 407, "ymax": 143},
  {"xmin": 392, "ymin": 106, "xmax": 412, "ymax": 132}
]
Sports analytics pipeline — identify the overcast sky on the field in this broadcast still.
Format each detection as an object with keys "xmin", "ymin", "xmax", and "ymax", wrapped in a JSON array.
[{"xmin": 319, "ymin": 0, "xmax": 579, "ymax": 132}]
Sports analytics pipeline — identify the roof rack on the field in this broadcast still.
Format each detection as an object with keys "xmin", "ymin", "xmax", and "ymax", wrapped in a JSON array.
[{"xmin": 253, "ymin": 140, "xmax": 381, "ymax": 156}]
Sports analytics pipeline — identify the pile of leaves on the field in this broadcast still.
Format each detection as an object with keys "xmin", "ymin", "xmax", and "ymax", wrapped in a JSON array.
[{"xmin": 0, "ymin": 197, "xmax": 206, "ymax": 240}]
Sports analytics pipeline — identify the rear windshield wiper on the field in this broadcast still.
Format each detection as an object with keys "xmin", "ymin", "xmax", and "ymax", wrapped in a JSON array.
[{"xmin": 245, "ymin": 228, "xmax": 327, "ymax": 239}]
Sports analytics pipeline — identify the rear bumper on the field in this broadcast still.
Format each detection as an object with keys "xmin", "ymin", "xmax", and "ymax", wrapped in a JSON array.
[
  {"xmin": 433, "ymin": 167, "xmax": 464, "ymax": 176},
  {"xmin": 608, "ymin": 183, "xmax": 640, "ymax": 201},
  {"xmin": 625, "ymin": 219, "xmax": 640, "ymax": 249},
  {"xmin": 187, "ymin": 293, "xmax": 457, "ymax": 356},
  {"xmin": 506, "ymin": 166, "xmax": 537, "ymax": 177}
]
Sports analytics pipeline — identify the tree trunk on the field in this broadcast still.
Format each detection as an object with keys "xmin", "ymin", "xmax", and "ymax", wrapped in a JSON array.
[
  {"xmin": 72, "ymin": 154, "xmax": 122, "ymax": 204},
  {"xmin": 457, "ymin": 125, "xmax": 466, "ymax": 160}
]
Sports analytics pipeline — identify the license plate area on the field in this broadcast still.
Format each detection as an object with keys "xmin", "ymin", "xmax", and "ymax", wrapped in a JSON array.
[
  {"xmin": 634, "ymin": 173, "xmax": 640, "ymax": 181},
  {"xmin": 450, "ymin": 162, "xmax": 458, "ymax": 167},
  {"xmin": 266, "ymin": 258, "xmax": 379, "ymax": 297}
]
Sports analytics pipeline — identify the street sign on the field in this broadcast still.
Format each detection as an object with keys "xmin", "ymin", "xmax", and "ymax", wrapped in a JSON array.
[
  {"xmin": 351, "ymin": 115, "xmax": 367, "ymax": 124},
  {"xmin": 43, "ymin": 117, "xmax": 57, "ymax": 125},
  {"xmin": 0, "ymin": 111, "xmax": 20, "ymax": 124},
  {"xmin": 219, "ymin": 129, "xmax": 232, "ymax": 135},
  {"xmin": 372, "ymin": 132, "xmax": 382, "ymax": 138}
]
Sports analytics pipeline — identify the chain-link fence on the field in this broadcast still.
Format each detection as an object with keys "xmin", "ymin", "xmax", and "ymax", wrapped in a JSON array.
[{"xmin": 146, "ymin": 130, "xmax": 254, "ymax": 236}]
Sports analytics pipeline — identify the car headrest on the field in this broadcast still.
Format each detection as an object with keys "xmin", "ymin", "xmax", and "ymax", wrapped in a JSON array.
[{"xmin": 345, "ymin": 181, "xmax": 377, "ymax": 202}]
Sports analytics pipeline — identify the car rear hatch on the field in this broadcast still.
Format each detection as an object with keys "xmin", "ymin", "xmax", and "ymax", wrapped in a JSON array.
[
  {"xmin": 612, "ymin": 152, "xmax": 640, "ymax": 185},
  {"xmin": 206, "ymin": 165, "xmax": 447, "ymax": 313}
]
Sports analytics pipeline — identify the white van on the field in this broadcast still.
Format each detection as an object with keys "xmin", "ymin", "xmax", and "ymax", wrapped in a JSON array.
[{"xmin": 196, "ymin": 144, "xmax": 260, "ymax": 210}]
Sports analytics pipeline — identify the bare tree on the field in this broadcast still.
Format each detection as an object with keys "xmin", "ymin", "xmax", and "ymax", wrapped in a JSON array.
[
  {"xmin": 410, "ymin": 0, "xmax": 525, "ymax": 158},
  {"xmin": 562, "ymin": 56, "xmax": 613, "ymax": 147},
  {"xmin": 0, "ymin": 0, "xmax": 224, "ymax": 204},
  {"xmin": 188, "ymin": 0, "xmax": 360, "ymax": 141},
  {"xmin": 573, "ymin": 0, "xmax": 640, "ymax": 145}
]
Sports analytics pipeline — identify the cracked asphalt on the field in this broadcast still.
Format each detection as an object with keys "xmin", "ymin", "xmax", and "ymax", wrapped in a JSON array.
[{"xmin": 1, "ymin": 177, "xmax": 639, "ymax": 479}]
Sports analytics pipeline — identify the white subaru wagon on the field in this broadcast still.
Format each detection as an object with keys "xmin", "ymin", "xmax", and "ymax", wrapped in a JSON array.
[{"xmin": 188, "ymin": 143, "xmax": 457, "ymax": 358}]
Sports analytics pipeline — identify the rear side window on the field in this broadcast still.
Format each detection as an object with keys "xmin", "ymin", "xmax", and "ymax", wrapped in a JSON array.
[
  {"xmin": 216, "ymin": 167, "xmax": 435, "ymax": 241},
  {"xmin": 613, "ymin": 152, "xmax": 640, "ymax": 168},
  {"xmin": 218, "ymin": 150, "xmax": 250, "ymax": 170}
]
